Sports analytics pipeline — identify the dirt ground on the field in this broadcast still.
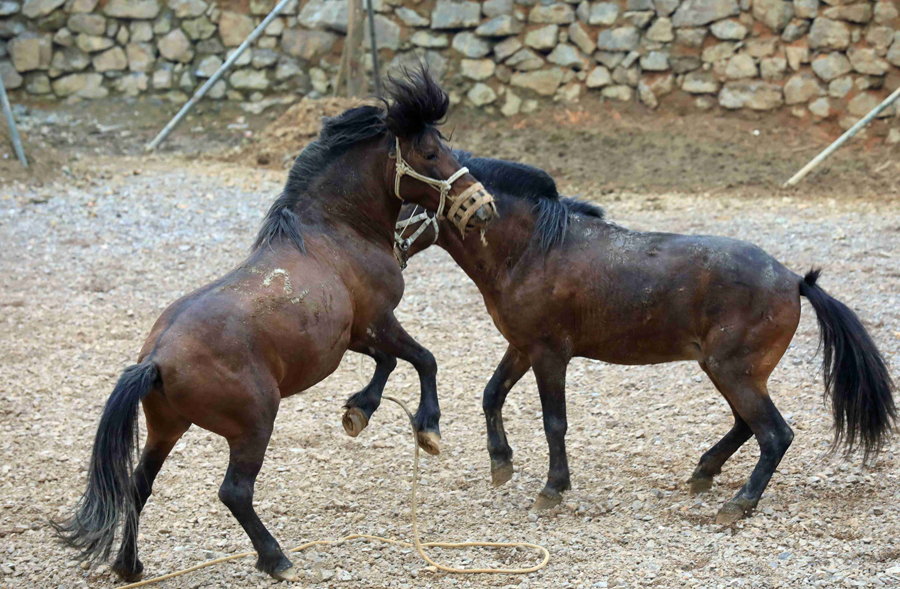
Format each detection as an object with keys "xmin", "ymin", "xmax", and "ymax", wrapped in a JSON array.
[{"xmin": 1, "ymin": 97, "xmax": 899, "ymax": 589}]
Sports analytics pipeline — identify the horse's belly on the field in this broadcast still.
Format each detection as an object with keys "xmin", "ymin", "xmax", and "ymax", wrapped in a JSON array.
[{"xmin": 257, "ymin": 289, "xmax": 355, "ymax": 396}]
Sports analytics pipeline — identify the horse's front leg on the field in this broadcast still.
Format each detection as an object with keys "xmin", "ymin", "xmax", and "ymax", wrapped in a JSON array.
[
  {"xmin": 483, "ymin": 345, "xmax": 531, "ymax": 487},
  {"xmin": 342, "ymin": 346, "xmax": 397, "ymax": 437},
  {"xmin": 530, "ymin": 345, "xmax": 572, "ymax": 511},
  {"xmin": 359, "ymin": 312, "xmax": 442, "ymax": 455}
]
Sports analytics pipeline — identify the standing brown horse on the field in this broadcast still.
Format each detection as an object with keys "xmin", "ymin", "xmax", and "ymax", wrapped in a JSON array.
[
  {"xmin": 349, "ymin": 151, "xmax": 895, "ymax": 524},
  {"xmin": 52, "ymin": 72, "xmax": 497, "ymax": 583}
]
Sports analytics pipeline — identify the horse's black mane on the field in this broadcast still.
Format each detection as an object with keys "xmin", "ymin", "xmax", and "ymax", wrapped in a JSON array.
[
  {"xmin": 253, "ymin": 68, "xmax": 450, "ymax": 253},
  {"xmin": 452, "ymin": 151, "xmax": 604, "ymax": 252}
]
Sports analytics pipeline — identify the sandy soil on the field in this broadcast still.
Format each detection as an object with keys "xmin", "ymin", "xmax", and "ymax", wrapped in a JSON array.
[{"xmin": 1, "ymin": 99, "xmax": 899, "ymax": 589}]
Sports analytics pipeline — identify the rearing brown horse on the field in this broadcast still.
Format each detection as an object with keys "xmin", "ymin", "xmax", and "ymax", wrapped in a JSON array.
[
  {"xmin": 349, "ymin": 152, "xmax": 895, "ymax": 524},
  {"xmin": 53, "ymin": 72, "xmax": 497, "ymax": 583}
]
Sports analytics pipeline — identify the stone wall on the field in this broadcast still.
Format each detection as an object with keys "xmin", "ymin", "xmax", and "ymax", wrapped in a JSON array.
[{"xmin": 0, "ymin": 0, "xmax": 899, "ymax": 124}]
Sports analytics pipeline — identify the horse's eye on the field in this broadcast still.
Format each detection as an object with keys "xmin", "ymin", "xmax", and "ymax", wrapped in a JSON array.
[{"xmin": 425, "ymin": 153, "xmax": 438, "ymax": 161}]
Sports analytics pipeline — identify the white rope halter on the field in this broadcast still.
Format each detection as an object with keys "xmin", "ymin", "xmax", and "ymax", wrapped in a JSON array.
[
  {"xmin": 391, "ymin": 137, "xmax": 496, "ymax": 268},
  {"xmin": 392, "ymin": 136, "xmax": 469, "ymax": 221}
]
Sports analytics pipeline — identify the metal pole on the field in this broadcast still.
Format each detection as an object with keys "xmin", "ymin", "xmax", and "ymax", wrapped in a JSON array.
[
  {"xmin": 783, "ymin": 85, "xmax": 900, "ymax": 188},
  {"xmin": 366, "ymin": 0, "xmax": 381, "ymax": 97},
  {"xmin": 0, "ymin": 74, "xmax": 28, "ymax": 168},
  {"xmin": 145, "ymin": 0, "xmax": 294, "ymax": 152}
]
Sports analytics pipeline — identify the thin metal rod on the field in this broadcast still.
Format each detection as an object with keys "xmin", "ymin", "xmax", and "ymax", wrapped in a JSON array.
[
  {"xmin": 145, "ymin": 0, "xmax": 294, "ymax": 152},
  {"xmin": 0, "ymin": 73, "xmax": 28, "ymax": 168},
  {"xmin": 366, "ymin": 0, "xmax": 381, "ymax": 97},
  {"xmin": 784, "ymin": 85, "xmax": 900, "ymax": 188}
]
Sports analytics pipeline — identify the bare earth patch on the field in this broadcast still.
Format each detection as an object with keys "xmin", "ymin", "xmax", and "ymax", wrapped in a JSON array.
[{"xmin": 1, "ymin": 101, "xmax": 899, "ymax": 588}]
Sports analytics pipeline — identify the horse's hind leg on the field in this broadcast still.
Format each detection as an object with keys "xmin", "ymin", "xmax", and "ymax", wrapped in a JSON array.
[
  {"xmin": 342, "ymin": 346, "xmax": 397, "ymax": 437},
  {"xmin": 530, "ymin": 346, "xmax": 572, "ymax": 511},
  {"xmin": 483, "ymin": 346, "xmax": 530, "ymax": 487},
  {"xmin": 111, "ymin": 391, "xmax": 190, "ymax": 582},
  {"xmin": 705, "ymin": 363, "xmax": 794, "ymax": 524},
  {"xmin": 688, "ymin": 364, "xmax": 752, "ymax": 495},
  {"xmin": 219, "ymin": 423, "xmax": 297, "ymax": 581}
]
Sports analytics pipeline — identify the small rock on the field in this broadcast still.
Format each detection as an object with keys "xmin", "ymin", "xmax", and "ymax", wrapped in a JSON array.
[
  {"xmin": 229, "ymin": 68, "xmax": 269, "ymax": 90},
  {"xmin": 601, "ymin": 84, "xmax": 632, "ymax": 101},
  {"xmin": 811, "ymin": 52, "xmax": 851, "ymax": 81},
  {"xmin": 588, "ymin": 2, "xmax": 619, "ymax": 25},
  {"xmin": 467, "ymin": 82, "xmax": 496, "ymax": 106},
  {"xmin": 411, "ymin": 31, "xmax": 448, "ymax": 48},
  {"xmin": 157, "ymin": 29, "xmax": 193, "ymax": 63},
  {"xmin": 783, "ymin": 72, "xmax": 824, "ymax": 104},
  {"xmin": 92, "ymin": 46, "xmax": 127, "ymax": 72},
  {"xmin": 672, "ymin": 0, "xmax": 740, "ymax": 27},
  {"xmin": 475, "ymin": 15, "xmax": 523, "ymax": 37},
  {"xmin": 682, "ymin": 70, "xmax": 719, "ymax": 93},
  {"xmin": 460, "ymin": 58, "xmax": 495, "ymax": 80},
  {"xmin": 596, "ymin": 27, "xmax": 639, "ymax": 51},
  {"xmin": 645, "ymin": 17, "xmax": 674, "ymax": 42},
  {"xmin": 510, "ymin": 67, "xmax": 564, "ymax": 95},
  {"xmin": 529, "ymin": 3, "xmax": 575, "ymax": 24},
  {"xmin": 431, "ymin": 0, "xmax": 480, "ymax": 30},
  {"xmin": 710, "ymin": 18, "xmax": 747, "ymax": 39},
  {"xmin": 586, "ymin": 65, "xmax": 611, "ymax": 88},
  {"xmin": 500, "ymin": 88, "xmax": 521, "ymax": 116},
  {"xmin": 75, "ymin": 33, "xmax": 113, "ymax": 53},
  {"xmin": 396, "ymin": 7, "xmax": 429, "ymax": 26},
  {"xmin": 524, "ymin": 25, "xmax": 559, "ymax": 51},
  {"xmin": 104, "ymin": 0, "xmax": 160, "ymax": 18},
  {"xmin": 548, "ymin": 43, "xmax": 586, "ymax": 69},
  {"xmin": 808, "ymin": 17, "xmax": 850, "ymax": 50},
  {"xmin": 219, "ymin": 10, "xmax": 255, "ymax": 46}
]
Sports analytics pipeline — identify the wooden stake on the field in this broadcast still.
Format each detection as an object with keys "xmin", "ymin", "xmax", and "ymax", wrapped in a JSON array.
[
  {"xmin": 783, "ymin": 85, "xmax": 900, "ymax": 188},
  {"xmin": 0, "ymin": 73, "xmax": 28, "ymax": 168},
  {"xmin": 145, "ymin": 0, "xmax": 294, "ymax": 152}
]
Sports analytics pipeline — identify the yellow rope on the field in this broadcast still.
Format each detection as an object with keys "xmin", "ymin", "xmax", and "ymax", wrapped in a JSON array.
[{"xmin": 114, "ymin": 396, "xmax": 549, "ymax": 589}]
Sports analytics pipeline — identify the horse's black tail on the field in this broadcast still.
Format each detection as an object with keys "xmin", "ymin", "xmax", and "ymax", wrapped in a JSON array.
[
  {"xmin": 51, "ymin": 361, "xmax": 158, "ymax": 563},
  {"xmin": 800, "ymin": 269, "xmax": 896, "ymax": 462}
]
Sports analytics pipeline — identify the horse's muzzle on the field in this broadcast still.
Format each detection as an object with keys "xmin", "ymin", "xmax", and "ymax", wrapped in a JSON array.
[{"xmin": 447, "ymin": 182, "xmax": 497, "ymax": 237}]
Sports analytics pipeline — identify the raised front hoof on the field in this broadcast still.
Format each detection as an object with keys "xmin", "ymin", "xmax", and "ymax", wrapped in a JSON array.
[
  {"xmin": 688, "ymin": 475, "xmax": 714, "ymax": 496},
  {"xmin": 342, "ymin": 407, "xmax": 369, "ymax": 438},
  {"xmin": 532, "ymin": 490, "xmax": 563, "ymax": 512},
  {"xmin": 271, "ymin": 566, "xmax": 300, "ymax": 582},
  {"xmin": 110, "ymin": 558, "xmax": 144, "ymax": 583},
  {"xmin": 715, "ymin": 500, "xmax": 755, "ymax": 525},
  {"xmin": 491, "ymin": 461, "xmax": 514, "ymax": 488},
  {"xmin": 416, "ymin": 431, "xmax": 441, "ymax": 456}
]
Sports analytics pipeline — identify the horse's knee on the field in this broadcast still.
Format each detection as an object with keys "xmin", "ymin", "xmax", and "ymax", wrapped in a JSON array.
[
  {"xmin": 380, "ymin": 354, "xmax": 398, "ymax": 372},
  {"xmin": 412, "ymin": 349, "xmax": 436, "ymax": 375},
  {"xmin": 543, "ymin": 414, "xmax": 567, "ymax": 439},
  {"xmin": 218, "ymin": 478, "xmax": 253, "ymax": 512},
  {"xmin": 760, "ymin": 425, "xmax": 793, "ymax": 457}
]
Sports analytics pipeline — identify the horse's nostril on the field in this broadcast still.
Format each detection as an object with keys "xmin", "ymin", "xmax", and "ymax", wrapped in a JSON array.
[{"xmin": 475, "ymin": 205, "xmax": 494, "ymax": 222}]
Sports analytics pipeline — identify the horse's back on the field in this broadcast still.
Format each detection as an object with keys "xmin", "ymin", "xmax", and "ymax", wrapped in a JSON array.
[{"xmin": 500, "ymin": 220, "xmax": 801, "ymax": 364}]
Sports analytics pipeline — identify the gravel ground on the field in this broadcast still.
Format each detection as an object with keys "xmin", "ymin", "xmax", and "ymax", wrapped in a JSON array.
[{"xmin": 1, "ymin": 152, "xmax": 899, "ymax": 589}]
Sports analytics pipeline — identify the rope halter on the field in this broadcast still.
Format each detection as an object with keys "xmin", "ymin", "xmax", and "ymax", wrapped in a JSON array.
[{"xmin": 391, "ymin": 137, "xmax": 496, "ymax": 241}]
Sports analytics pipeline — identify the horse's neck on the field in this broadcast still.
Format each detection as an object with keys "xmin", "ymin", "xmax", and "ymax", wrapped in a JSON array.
[
  {"xmin": 439, "ymin": 198, "xmax": 533, "ymax": 296},
  {"xmin": 307, "ymin": 146, "xmax": 398, "ymax": 250}
]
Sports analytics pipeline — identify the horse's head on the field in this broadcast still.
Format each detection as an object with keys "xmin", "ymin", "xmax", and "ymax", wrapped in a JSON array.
[{"xmin": 384, "ymin": 68, "xmax": 498, "ymax": 237}]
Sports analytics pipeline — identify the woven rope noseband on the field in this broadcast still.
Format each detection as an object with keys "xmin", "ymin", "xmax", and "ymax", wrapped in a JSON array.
[{"xmin": 391, "ymin": 137, "xmax": 495, "ymax": 268}]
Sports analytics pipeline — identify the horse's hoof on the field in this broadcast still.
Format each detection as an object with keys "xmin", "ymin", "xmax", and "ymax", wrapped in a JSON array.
[
  {"xmin": 532, "ymin": 491, "xmax": 563, "ymax": 512},
  {"xmin": 416, "ymin": 431, "xmax": 441, "ymax": 456},
  {"xmin": 111, "ymin": 559, "xmax": 144, "ymax": 583},
  {"xmin": 491, "ymin": 462, "xmax": 514, "ymax": 487},
  {"xmin": 688, "ymin": 475, "xmax": 713, "ymax": 496},
  {"xmin": 271, "ymin": 566, "xmax": 300, "ymax": 582},
  {"xmin": 342, "ymin": 407, "xmax": 368, "ymax": 438},
  {"xmin": 715, "ymin": 501, "xmax": 749, "ymax": 525}
]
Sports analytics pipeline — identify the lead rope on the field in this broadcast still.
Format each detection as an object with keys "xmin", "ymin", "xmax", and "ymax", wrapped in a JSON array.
[{"xmin": 113, "ymin": 397, "xmax": 549, "ymax": 589}]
